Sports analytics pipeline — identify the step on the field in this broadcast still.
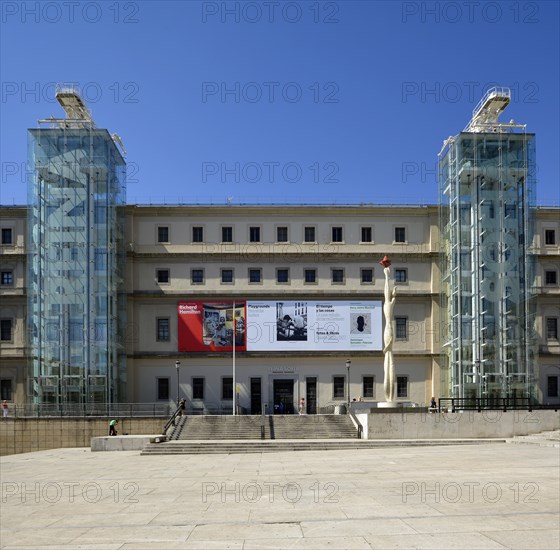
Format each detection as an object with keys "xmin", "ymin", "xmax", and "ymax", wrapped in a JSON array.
[{"xmin": 141, "ymin": 438, "xmax": 507, "ymax": 455}]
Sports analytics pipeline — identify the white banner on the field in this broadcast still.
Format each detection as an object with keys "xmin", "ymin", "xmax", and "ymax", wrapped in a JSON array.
[{"xmin": 246, "ymin": 300, "xmax": 382, "ymax": 351}]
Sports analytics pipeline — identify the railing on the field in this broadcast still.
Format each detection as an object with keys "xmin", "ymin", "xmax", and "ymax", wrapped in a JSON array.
[
  {"xmin": 438, "ymin": 398, "xmax": 559, "ymax": 413},
  {"xmin": 8, "ymin": 402, "xmax": 174, "ymax": 418},
  {"xmin": 162, "ymin": 406, "xmax": 182, "ymax": 436},
  {"xmin": 347, "ymin": 406, "xmax": 363, "ymax": 439}
]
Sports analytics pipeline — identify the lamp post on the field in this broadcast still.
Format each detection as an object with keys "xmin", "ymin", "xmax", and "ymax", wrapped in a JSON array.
[
  {"xmin": 346, "ymin": 359, "xmax": 351, "ymax": 412},
  {"xmin": 175, "ymin": 360, "xmax": 181, "ymax": 405}
]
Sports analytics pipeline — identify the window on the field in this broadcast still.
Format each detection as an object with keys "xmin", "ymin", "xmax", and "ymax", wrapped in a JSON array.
[
  {"xmin": 221, "ymin": 269, "xmax": 234, "ymax": 284},
  {"xmin": 157, "ymin": 318, "xmax": 170, "ymax": 341},
  {"xmin": 1, "ymin": 228, "xmax": 13, "ymax": 245},
  {"xmin": 547, "ymin": 376, "xmax": 559, "ymax": 398},
  {"xmin": 545, "ymin": 271, "xmax": 558, "ymax": 285},
  {"xmin": 361, "ymin": 268, "xmax": 373, "ymax": 284},
  {"xmin": 361, "ymin": 227, "xmax": 373, "ymax": 243},
  {"xmin": 249, "ymin": 268, "xmax": 262, "ymax": 283},
  {"xmin": 157, "ymin": 226, "xmax": 169, "ymax": 243},
  {"xmin": 396, "ymin": 317, "xmax": 408, "ymax": 339},
  {"xmin": 332, "ymin": 226, "xmax": 343, "ymax": 242},
  {"xmin": 363, "ymin": 376, "xmax": 374, "ymax": 398},
  {"xmin": 544, "ymin": 229, "xmax": 556, "ymax": 245},
  {"xmin": 191, "ymin": 269, "xmax": 204, "ymax": 284},
  {"xmin": 397, "ymin": 376, "xmax": 408, "ymax": 398},
  {"xmin": 156, "ymin": 269, "xmax": 170, "ymax": 284},
  {"xmin": 395, "ymin": 269, "xmax": 408, "ymax": 283},
  {"xmin": 0, "ymin": 379, "xmax": 12, "ymax": 401},
  {"xmin": 193, "ymin": 378, "xmax": 204, "ymax": 400},
  {"xmin": 276, "ymin": 268, "xmax": 290, "ymax": 284},
  {"xmin": 331, "ymin": 268, "xmax": 345, "ymax": 284},
  {"xmin": 0, "ymin": 319, "xmax": 13, "ymax": 342},
  {"xmin": 222, "ymin": 226, "xmax": 233, "ymax": 243},
  {"xmin": 1, "ymin": 271, "xmax": 13, "ymax": 286},
  {"xmin": 304, "ymin": 269, "xmax": 317, "ymax": 284},
  {"xmin": 304, "ymin": 226, "xmax": 316, "ymax": 243},
  {"xmin": 333, "ymin": 376, "xmax": 345, "ymax": 399},
  {"xmin": 395, "ymin": 227, "xmax": 406, "ymax": 243},
  {"xmin": 192, "ymin": 226, "xmax": 204, "ymax": 243},
  {"xmin": 157, "ymin": 378, "xmax": 170, "ymax": 400},
  {"xmin": 222, "ymin": 377, "xmax": 233, "ymax": 400},
  {"xmin": 277, "ymin": 226, "xmax": 288, "ymax": 242},
  {"xmin": 249, "ymin": 226, "xmax": 261, "ymax": 243},
  {"xmin": 546, "ymin": 318, "xmax": 558, "ymax": 340}
]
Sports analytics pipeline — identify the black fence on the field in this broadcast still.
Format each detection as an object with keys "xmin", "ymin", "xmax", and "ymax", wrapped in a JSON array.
[
  {"xmin": 438, "ymin": 397, "xmax": 559, "ymax": 413},
  {"xmin": 6, "ymin": 403, "xmax": 174, "ymax": 418}
]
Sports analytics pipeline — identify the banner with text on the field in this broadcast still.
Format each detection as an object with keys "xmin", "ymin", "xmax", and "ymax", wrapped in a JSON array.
[{"xmin": 246, "ymin": 300, "xmax": 382, "ymax": 351}]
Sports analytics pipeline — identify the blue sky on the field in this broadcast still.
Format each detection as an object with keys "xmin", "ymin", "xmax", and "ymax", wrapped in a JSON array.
[{"xmin": 1, "ymin": 0, "xmax": 559, "ymax": 205}]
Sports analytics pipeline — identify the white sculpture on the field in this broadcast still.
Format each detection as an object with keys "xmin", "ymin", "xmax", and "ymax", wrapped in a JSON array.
[{"xmin": 380, "ymin": 257, "xmax": 396, "ymax": 403}]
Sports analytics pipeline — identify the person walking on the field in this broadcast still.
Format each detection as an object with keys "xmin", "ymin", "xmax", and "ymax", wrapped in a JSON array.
[
  {"xmin": 179, "ymin": 398, "xmax": 186, "ymax": 416},
  {"xmin": 1, "ymin": 400, "xmax": 8, "ymax": 418},
  {"xmin": 108, "ymin": 419, "xmax": 118, "ymax": 436},
  {"xmin": 299, "ymin": 398, "xmax": 305, "ymax": 415}
]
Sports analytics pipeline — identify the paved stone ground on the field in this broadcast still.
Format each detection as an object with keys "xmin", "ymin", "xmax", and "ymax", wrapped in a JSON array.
[{"xmin": 1, "ymin": 436, "xmax": 559, "ymax": 549}]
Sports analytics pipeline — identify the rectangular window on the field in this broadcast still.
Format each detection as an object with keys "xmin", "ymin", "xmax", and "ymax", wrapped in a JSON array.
[
  {"xmin": 193, "ymin": 378, "xmax": 204, "ymax": 400},
  {"xmin": 396, "ymin": 317, "xmax": 407, "ymax": 339},
  {"xmin": 0, "ymin": 379, "xmax": 12, "ymax": 401},
  {"xmin": 191, "ymin": 269, "xmax": 204, "ymax": 284},
  {"xmin": 249, "ymin": 268, "xmax": 262, "ymax": 283},
  {"xmin": 545, "ymin": 271, "xmax": 558, "ymax": 285},
  {"xmin": 395, "ymin": 269, "xmax": 408, "ymax": 283},
  {"xmin": 192, "ymin": 226, "xmax": 204, "ymax": 243},
  {"xmin": 304, "ymin": 269, "xmax": 317, "ymax": 284},
  {"xmin": 332, "ymin": 227, "xmax": 343, "ymax": 242},
  {"xmin": 156, "ymin": 269, "xmax": 170, "ymax": 284},
  {"xmin": 222, "ymin": 377, "xmax": 233, "ymax": 400},
  {"xmin": 333, "ymin": 376, "xmax": 345, "ymax": 399},
  {"xmin": 276, "ymin": 268, "xmax": 289, "ymax": 284},
  {"xmin": 361, "ymin": 268, "xmax": 373, "ymax": 284},
  {"xmin": 1, "ymin": 271, "xmax": 13, "ymax": 286},
  {"xmin": 546, "ymin": 318, "xmax": 558, "ymax": 340},
  {"xmin": 277, "ymin": 226, "xmax": 288, "ymax": 242},
  {"xmin": 157, "ymin": 378, "xmax": 170, "ymax": 400},
  {"xmin": 1, "ymin": 319, "xmax": 13, "ymax": 342},
  {"xmin": 157, "ymin": 318, "xmax": 170, "ymax": 341},
  {"xmin": 331, "ymin": 268, "xmax": 345, "ymax": 284},
  {"xmin": 395, "ymin": 227, "xmax": 406, "ymax": 243},
  {"xmin": 249, "ymin": 226, "xmax": 261, "ymax": 243},
  {"xmin": 544, "ymin": 229, "xmax": 556, "ymax": 245},
  {"xmin": 304, "ymin": 226, "xmax": 316, "ymax": 243},
  {"xmin": 157, "ymin": 226, "xmax": 169, "ymax": 243},
  {"xmin": 363, "ymin": 376, "xmax": 374, "ymax": 398},
  {"xmin": 547, "ymin": 376, "xmax": 559, "ymax": 398},
  {"xmin": 1, "ymin": 228, "xmax": 13, "ymax": 245},
  {"xmin": 361, "ymin": 227, "xmax": 372, "ymax": 242},
  {"xmin": 221, "ymin": 269, "xmax": 234, "ymax": 284},
  {"xmin": 222, "ymin": 226, "xmax": 233, "ymax": 243},
  {"xmin": 397, "ymin": 376, "xmax": 408, "ymax": 398}
]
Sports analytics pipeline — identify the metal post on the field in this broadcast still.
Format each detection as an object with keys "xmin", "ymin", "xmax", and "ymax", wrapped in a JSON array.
[
  {"xmin": 346, "ymin": 359, "xmax": 351, "ymax": 412},
  {"xmin": 175, "ymin": 360, "xmax": 180, "ymax": 405}
]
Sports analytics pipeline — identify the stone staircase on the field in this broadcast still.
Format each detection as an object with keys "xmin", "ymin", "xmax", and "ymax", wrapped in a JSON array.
[
  {"xmin": 141, "ymin": 438, "xmax": 505, "ymax": 455},
  {"xmin": 168, "ymin": 414, "xmax": 357, "ymax": 441}
]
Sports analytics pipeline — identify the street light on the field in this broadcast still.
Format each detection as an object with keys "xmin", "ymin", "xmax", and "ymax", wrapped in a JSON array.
[
  {"xmin": 346, "ymin": 359, "xmax": 351, "ymax": 412},
  {"xmin": 175, "ymin": 360, "xmax": 181, "ymax": 405}
]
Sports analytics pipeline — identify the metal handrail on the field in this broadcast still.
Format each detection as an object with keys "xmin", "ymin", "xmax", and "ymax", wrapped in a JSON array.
[
  {"xmin": 162, "ymin": 406, "xmax": 182, "ymax": 436},
  {"xmin": 438, "ymin": 397, "xmax": 558, "ymax": 413},
  {"xmin": 347, "ymin": 407, "xmax": 363, "ymax": 439}
]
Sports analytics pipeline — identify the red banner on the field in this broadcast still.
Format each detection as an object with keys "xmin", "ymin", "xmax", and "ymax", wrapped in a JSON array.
[{"xmin": 178, "ymin": 301, "xmax": 246, "ymax": 352}]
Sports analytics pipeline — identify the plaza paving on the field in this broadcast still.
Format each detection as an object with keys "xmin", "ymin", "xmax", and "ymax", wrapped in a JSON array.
[{"xmin": 1, "ymin": 437, "xmax": 559, "ymax": 549}]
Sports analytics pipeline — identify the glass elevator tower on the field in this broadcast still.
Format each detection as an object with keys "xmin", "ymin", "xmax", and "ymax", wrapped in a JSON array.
[
  {"xmin": 27, "ymin": 87, "xmax": 127, "ymax": 406},
  {"xmin": 439, "ymin": 87, "xmax": 538, "ymax": 402}
]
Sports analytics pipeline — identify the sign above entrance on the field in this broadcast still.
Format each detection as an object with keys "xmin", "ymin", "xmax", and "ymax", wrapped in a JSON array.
[
  {"xmin": 247, "ymin": 300, "xmax": 382, "ymax": 352},
  {"xmin": 178, "ymin": 300, "xmax": 382, "ymax": 352}
]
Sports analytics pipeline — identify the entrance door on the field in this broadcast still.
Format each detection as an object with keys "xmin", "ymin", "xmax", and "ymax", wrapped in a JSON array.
[
  {"xmin": 306, "ymin": 377, "xmax": 317, "ymax": 414},
  {"xmin": 250, "ymin": 377, "xmax": 262, "ymax": 415},
  {"xmin": 273, "ymin": 379, "xmax": 294, "ymax": 414}
]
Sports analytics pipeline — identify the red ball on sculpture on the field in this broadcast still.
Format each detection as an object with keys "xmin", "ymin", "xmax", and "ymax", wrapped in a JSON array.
[{"xmin": 379, "ymin": 255, "xmax": 391, "ymax": 268}]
